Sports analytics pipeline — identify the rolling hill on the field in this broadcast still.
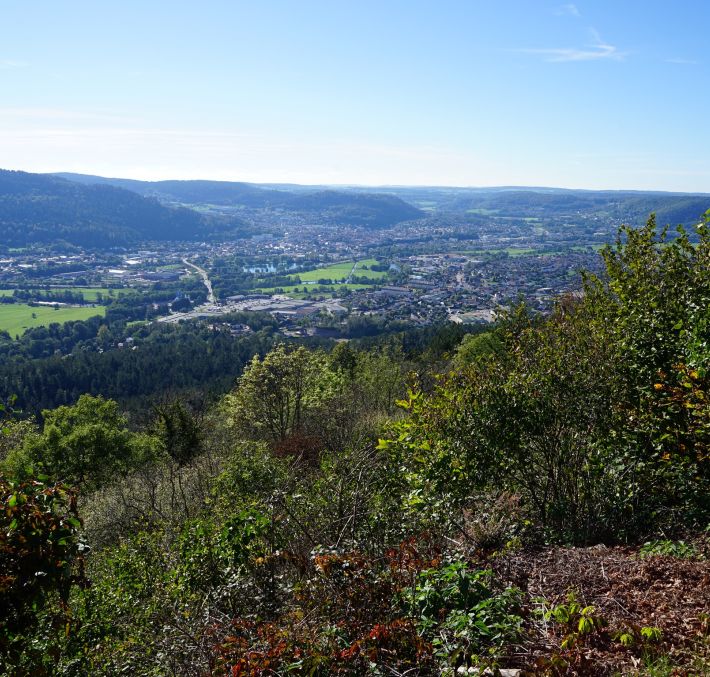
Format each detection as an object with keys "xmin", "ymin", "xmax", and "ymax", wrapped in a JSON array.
[
  {"xmin": 0, "ymin": 170, "xmax": 235, "ymax": 247},
  {"xmin": 54, "ymin": 173, "xmax": 424, "ymax": 228}
]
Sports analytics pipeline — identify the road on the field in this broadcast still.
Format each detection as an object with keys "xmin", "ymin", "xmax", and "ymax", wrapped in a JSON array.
[
  {"xmin": 182, "ymin": 258, "xmax": 215, "ymax": 305},
  {"xmin": 345, "ymin": 260, "xmax": 358, "ymax": 284}
]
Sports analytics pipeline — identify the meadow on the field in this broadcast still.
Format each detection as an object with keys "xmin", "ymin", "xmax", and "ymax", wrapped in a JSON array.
[
  {"xmin": 296, "ymin": 258, "xmax": 388, "ymax": 282},
  {"xmin": 0, "ymin": 304, "xmax": 105, "ymax": 337}
]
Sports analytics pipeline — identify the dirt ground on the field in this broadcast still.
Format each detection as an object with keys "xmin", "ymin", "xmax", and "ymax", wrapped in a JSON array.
[{"xmin": 491, "ymin": 541, "xmax": 710, "ymax": 675}]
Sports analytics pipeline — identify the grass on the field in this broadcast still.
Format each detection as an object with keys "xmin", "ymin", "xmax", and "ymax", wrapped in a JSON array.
[
  {"xmin": 0, "ymin": 304, "xmax": 106, "ymax": 337},
  {"xmin": 297, "ymin": 261, "xmax": 357, "ymax": 282},
  {"xmin": 295, "ymin": 259, "xmax": 388, "ymax": 283},
  {"xmin": 355, "ymin": 258, "xmax": 389, "ymax": 278}
]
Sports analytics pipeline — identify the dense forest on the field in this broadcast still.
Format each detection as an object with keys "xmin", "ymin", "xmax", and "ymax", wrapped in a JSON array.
[
  {"xmin": 0, "ymin": 309, "xmax": 458, "ymax": 417},
  {"xmin": 53, "ymin": 173, "xmax": 425, "ymax": 230},
  {"xmin": 0, "ymin": 170, "xmax": 240, "ymax": 247},
  {"xmin": 55, "ymin": 172, "xmax": 710, "ymax": 230},
  {"xmin": 1, "ymin": 216, "xmax": 709, "ymax": 675}
]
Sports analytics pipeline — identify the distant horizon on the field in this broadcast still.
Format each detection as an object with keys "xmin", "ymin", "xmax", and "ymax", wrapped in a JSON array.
[
  {"xmin": 2, "ymin": 2, "xmax": 709, "ymax": 193},
  {"xmin": 17, "ymin": 168, "xmax": 709, "ymax": 196}
]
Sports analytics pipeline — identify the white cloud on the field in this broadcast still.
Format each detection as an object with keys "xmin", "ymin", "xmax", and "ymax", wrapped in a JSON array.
[
  {"xmin": 0, "ymin": 107, "xmax": 134, "ymax": 123},
  {"xmin": 555, "ymin": 4, "xmax": 581, "ymax": 17},
  {"xmin": 666, "ymin": 57, "xmax": 698, "ymax": 65},
  {"xmin": 516, "ymin": 29, "xmax": 626, "ymax": 62},
  {"xmin": 0, "ymin": 59, "xmax": 27, "ymax": 69}
]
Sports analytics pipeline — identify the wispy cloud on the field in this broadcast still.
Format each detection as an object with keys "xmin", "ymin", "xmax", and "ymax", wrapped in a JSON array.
[
  {"xmin": 0, "ymin": 59, "xmax": 27, "ymax": 69},
  {"xmin": 666, "ymin": 57, "xmax": 698, "ymax": 65},
  {"xmin": 554, "ymin": 4, "xmax": 581, "ymax": 17},
  {"xmin": 516, "ymin": 28, "xmax": 626, "ymax": 62},
  {"xmin": 0, "ymin": 107, "xmax": 134, "ymax": 123}
]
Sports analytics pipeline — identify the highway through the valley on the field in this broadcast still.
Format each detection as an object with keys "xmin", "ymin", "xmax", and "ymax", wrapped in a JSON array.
[{"xmin": 182, "ymin": 258, "xmax": 215, "ymax": 305}]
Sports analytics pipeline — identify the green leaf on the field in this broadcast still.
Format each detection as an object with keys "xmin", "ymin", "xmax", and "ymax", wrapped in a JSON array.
[{"xmin": 619, "ymin": 632, "xmax": 635, "ymax": 647}]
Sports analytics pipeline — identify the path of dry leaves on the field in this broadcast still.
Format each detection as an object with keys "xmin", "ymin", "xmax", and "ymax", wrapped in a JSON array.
[{"xmin": 491, "ymin": 542, "xmax": 710, "ymax": 675}]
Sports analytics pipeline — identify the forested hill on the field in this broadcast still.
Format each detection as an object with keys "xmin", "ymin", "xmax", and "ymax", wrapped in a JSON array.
[
  {"xmin": 54, "ymin": 173, "xmax": 424, "ymax": 228},
  {"xmin": 55, "ymin": 172, "xmax": 710, "ymax": 229},
  {"xmin": 443, "ymin": 188, "xmax": 710, "ymax": 226},
  {"xmin": 0, "ymin": 169, "xmax": 237, "ymax": 247}
]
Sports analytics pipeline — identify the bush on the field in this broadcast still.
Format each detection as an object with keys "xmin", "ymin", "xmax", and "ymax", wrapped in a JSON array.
[{"xmin": 380, "ymin": 215, "xmax": 710, "ymax": 543}]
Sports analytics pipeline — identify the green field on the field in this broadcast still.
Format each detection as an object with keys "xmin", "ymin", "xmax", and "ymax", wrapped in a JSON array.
[
  {"xmin": 296, "ymin": 258, "xmax": 388, "ymax": 283},
  {"xmin": 298, "ymin": 261, "xmax": 356, "ymax": 282},
  {"xmin": 354, "ymin": 258, "xmax": 389, "ymax": 278},
  {"xmin": 572, "ymin": 244, "xmax": 606, "ymax": 252},
  {"xmin": 0, "ymin": 304, "xmax": 105, "ymax": 337}
]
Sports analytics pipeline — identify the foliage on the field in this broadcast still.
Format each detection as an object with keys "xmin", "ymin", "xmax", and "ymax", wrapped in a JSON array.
[
  {"xmin": 452, "ymin": 330, "xmax": 504, "ymax": 369},
  {"xmin": 380, "ymin": 214, "xmax": 710, "ymax": 543},
  {"xmin": 540, "ymin": 592, "xmax": 607, "ymax": 650},
  {"xmin": 589, "ymin": 214, "xmax": 710, "ymax": 530},
  {"xmin": 4, "ymin": 395, "xmax": 147, "ymax": 490},
  {"xmin": 0, "ymin": 475, "xmax": 86, "ymax": 674},
  {"xmin": 152, "ymin": 398, "xmax": 204, "ymax": 465},
  {"xmin": 4, "ymin": 216, "xmax": 710, "ymax": 673},
  {"xmin": 638, "ymin": 539, "xmax": 700, "ymax": 559},
  {"xmin": 400, "ymin": 560, "xmax": 523, "ymax": 670},
  {"xmin": 225, "ymin": 344, "xmax": 344, "ymax": 451}
]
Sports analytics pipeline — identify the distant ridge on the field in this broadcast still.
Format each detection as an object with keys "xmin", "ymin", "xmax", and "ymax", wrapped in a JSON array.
[
  {"xmin": 5, "ymin": 169, "xmax": 707, "ymax": 249},
  {"xmin": 54, "ymin": 172, "xmax": 710, "ymax": 228},
  {"xmin": 0, "ymin": 169, "xmax": 230, "ymax": 247},
  {"xmin": 53, "ymin": 173, "xmax": 425, "ymax": 228}
]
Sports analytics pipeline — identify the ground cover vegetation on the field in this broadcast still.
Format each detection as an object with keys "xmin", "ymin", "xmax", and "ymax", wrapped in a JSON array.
[{"xmin": 0, "ymin": 216, "xmax": 709, "ymax": 675}]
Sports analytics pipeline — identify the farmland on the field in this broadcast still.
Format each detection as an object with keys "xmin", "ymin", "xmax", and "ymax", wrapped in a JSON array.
[
  {"xmin": 0, "ymin": 304, "xmax": 105, "ymax": 337},
  {"xmin": 296, "ymin": 258, "xmax": 388, "ymax": 282}
]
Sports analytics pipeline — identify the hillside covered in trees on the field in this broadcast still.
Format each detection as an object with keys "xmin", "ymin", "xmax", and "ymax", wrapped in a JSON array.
[
  {"xmin": 1, "ymin": 216, "xmax": 709, "ymax": 675},
  {"xmin": 52, "ymin": 172, "xmax": 710, "ymax": 235},
  {"xmin": 54, "ymin": 173, "xmax": 425, "ymax": 229},
  {"xmin": 0, "ymin": 170, "xmax": 243, "ymax": 248}
]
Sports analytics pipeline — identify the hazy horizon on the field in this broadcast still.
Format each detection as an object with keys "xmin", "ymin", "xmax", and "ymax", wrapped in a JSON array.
[
  {"xmin": 29, "ymin": 169, "xmax": 710, "ymax": 195},
  {"xmin": 2, "ymin": 1, "xmax": 709, "ymax": 191}
]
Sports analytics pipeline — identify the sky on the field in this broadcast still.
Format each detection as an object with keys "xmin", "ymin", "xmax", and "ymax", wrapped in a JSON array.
[{"xmin": 1, "ymin": 0, "xmax": 709, "ymax": 191}]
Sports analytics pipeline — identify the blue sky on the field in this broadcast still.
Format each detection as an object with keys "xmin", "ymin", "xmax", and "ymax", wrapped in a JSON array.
[{"xmin": 1, "ymin": 1, "xmax": 708, "ymax": 190}]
